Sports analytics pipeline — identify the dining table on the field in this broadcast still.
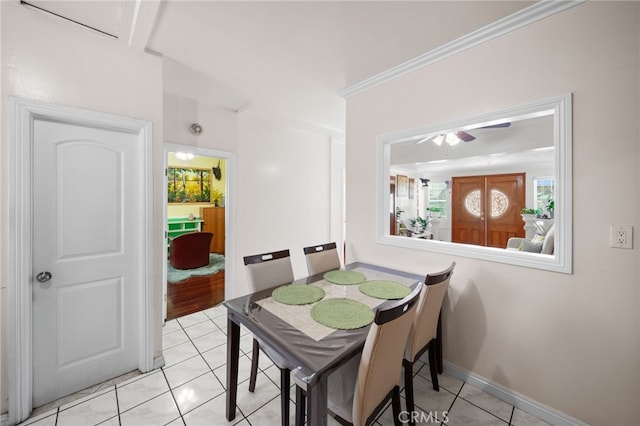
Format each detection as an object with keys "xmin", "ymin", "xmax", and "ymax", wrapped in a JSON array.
[{"xmin": 224, "ymin": 262, "xmax": 443, "ymax": 426}]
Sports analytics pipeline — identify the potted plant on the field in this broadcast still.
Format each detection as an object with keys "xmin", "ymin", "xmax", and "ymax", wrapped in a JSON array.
[
  {"xmin": 546, "ymin": 199, "xmax": 554, "ymax": 218},
  {"xmin": 415, "ymin": 216, "xmax": 428, "ymax": 230},
  {"xmin": 520, "ymin": 208, "xmax": 541, "ymax": 239},
  {"xmin": 427, "ymin": 206, "xmax": 444, "ymax": 216},
  {"xmin": 520, "ymin": 207, "xmax": 541, "ymax": 216},
  {"xmin": 409, "ymin": 216, "xmax": 428, "ymax": 232}
]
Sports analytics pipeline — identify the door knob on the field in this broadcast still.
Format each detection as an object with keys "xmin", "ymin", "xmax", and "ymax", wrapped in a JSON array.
[{"xmin": 36, "ymin": 271, "xmax": 52, "ymax": 283}]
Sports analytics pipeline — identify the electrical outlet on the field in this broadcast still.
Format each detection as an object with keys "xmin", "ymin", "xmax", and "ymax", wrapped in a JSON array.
[{"xmin": 610, "ymin": 225, "xmax": 633, "ymax": 249}]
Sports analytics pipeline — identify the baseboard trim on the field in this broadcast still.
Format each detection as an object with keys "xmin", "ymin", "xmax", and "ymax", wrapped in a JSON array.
[
  {"xmin": 443, "ymin": 362, "xmax": 588, "ymax": 426},
  {"xmin": 0, "ymin": 412, "xmax": 9, "ymax": 426},
  {"xmin": 153, "ymin": 354, "xmax": 166, "ymax": 370}
]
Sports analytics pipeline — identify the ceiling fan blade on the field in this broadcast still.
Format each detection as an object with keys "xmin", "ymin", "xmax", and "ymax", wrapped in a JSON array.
[
  {"xmin": 456, "ymin": 131, "xmax": 476, "ymax": 142},
  {"xmin": 480, "ymin": 122, "xmax": 511, "ymax": 129}
]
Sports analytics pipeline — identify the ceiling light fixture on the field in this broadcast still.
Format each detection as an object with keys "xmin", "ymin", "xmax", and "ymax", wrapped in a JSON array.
[
  {"xmin": 445, "ymin": 133, "xmax": 461, "ymax": 146},
  {"xmin": 175, "ymin": 152, "xmax": 194, "ymax": 161},
  {"xmin": 416, "ymin": 132, "xmax": 465, "ymax": 146}
]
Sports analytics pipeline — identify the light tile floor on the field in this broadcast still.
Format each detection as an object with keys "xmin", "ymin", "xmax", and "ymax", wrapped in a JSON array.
[{"xmin": 21, "ymin": 305, "xmax": 551, "ymax": 426}]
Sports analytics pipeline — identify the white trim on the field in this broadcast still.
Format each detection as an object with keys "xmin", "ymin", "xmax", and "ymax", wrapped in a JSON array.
[
  {"xmin": 152, "ymin": 355, "xmax": 166, "ymax": 370},
  {"xmin": 7, "ymin": 97, "xmax": 154, "ymax": 425},
  {"xmin": 444, "ymin": 361, "xmax": 588, "ymax": 426},
  {"xmin": 377, "ymin": 94, "xmax": 572, "ymax": 274},
  {"xmin": 163, "ymin": 143, "xmax": 236, "ymax": 305},
  {"xmin": 340, "ymin": 1, "xmax": 584, "ymax": 98}
]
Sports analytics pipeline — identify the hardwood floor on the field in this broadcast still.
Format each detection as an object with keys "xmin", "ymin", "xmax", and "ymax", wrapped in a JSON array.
[{"xmin": 166, "ymin": 270, "xmax": 225, "ymax": 320}]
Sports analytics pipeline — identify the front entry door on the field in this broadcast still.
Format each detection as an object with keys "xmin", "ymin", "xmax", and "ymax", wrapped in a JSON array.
[
  {"xmin": 452, "ymin": 173, "xmax": 525, "ymax": 248},
  {"xmin": 32, "ymin": 119, "xmax": 140, "ymax": 406}
]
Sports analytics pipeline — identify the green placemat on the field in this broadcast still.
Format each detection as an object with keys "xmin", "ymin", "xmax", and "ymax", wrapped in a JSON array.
[
  {"xmin": 311, "ymin": 298, "xmax": 374, "ymax": 329},
  {"xmin": 359, "ymin": 280, "xmax": 412, "ymax": 300},
  {"xmin": 323, "ymin": 270, "xmax": 367, "ymax": 285},
  {"xmin": 272, "ymin": 285, "xmax": 325, "ymax": 305}
]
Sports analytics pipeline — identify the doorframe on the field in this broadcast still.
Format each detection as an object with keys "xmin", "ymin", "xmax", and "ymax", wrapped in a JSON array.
[
  {"xmin": 7, "ymin": 97, "xmax": 155, "ymax": 424},
  {"xmin": 163, "ymin": 143, "xmax": 235, "ymax": 320}
]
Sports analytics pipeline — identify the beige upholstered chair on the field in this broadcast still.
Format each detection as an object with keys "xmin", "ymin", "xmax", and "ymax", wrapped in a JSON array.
[
  {"xmin": 243, "ymin": 249, "xmax": 295, "ymax": 426},
  {"xmin": 403, "ymin": 263, "xmax": 454, "ymax": 423},
  {"xmin": 303, "ymin": 242, "xmax": 341, "ymax": 276},
  {"xmin": 506, "ymin": 224, "xmax": 555, "ymax": 254},
  {"xmin": 295, "ymin": 282, "xmax": 424, "ymax": 426}
]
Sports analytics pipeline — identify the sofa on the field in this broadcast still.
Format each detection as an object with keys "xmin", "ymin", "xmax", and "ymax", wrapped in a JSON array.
[
  {"xmin": 506, "ymin": 224, "xmax": 555, "ymax": 254},
  {"xmin": 169, "ymin": 232, "xmax": 214, "ymax": 269}
]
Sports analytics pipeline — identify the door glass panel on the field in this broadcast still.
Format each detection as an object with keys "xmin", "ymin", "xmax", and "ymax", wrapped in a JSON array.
[
  {"xmin": 491, "ymin": 189, "xmax": 509, "ymax": 217},
  {"xmin": 465, "ymin": 190, "xmax": 481, "ymax": 217}
]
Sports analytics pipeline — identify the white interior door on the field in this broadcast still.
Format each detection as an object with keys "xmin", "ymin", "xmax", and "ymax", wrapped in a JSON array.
[{"xmin": 32, "ymin": 118, "xmax": 140, "ymax": 406}]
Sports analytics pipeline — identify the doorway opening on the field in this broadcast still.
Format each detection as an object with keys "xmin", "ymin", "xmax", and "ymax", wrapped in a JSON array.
[{"xmin": 163, "ymin": 145, "xmax": 232, "ymax": 321}]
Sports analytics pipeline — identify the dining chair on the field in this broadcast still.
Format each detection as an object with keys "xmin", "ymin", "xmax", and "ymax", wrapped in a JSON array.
[
  {"xmin": 243, "ymin": 249, "xmax": 295, "ymax": 426},
  {"xmin": 302, "ymin": 242, "xmax": 341, "ymax": 276},
  {"xmin": 403, "ymin": 262, "xmax": 455, "ymax": 424},
  {"xmin": 295, "ymin": 281, "xmax": 424, "ymax": 426}
]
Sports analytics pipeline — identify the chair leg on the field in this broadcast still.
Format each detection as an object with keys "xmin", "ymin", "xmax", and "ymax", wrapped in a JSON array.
[
  {"xmin": 436, "ymin": 315, "xmax": 444, "ymax": 374},
  {"xmin": 403, "ymin": 359, "xmax": 415, "ymax": 426},
  {"xmin": 281, "ymin": 368, "xmax": 291, "ymax": 426},
  {"xmin": 295, "ymin": 386, "xmax": 306, "ymax": 426},
  {"xmin": 391, "ymin": 386, "xmax": 402, "ymax": 426},
  {"xmin": 249, "ymin": 338, "xmax": 260, "ymax": 392},
  {"xmin": 428, "ymin": 340, "xmax": 439, "ymax": 392}
]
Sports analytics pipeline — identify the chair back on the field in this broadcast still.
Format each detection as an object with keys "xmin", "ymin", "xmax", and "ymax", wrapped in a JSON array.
[
  {"xmin": 303, "ymin": 242, "xmax": 341, "ymax": 275},
  {"xmin": 243, "ymin": 249, "xmax": 294, "ymax": 291},
  {"xmin": 169, "ymin": 232, "xmax": 214, "ymax": 270},
  {"xmin": 352, "ymin": 282, "xmax": 423, "ymax": 426},
  {"xmin": 405, "ymin": 262, "xmax": 455, "ymax": 363}
]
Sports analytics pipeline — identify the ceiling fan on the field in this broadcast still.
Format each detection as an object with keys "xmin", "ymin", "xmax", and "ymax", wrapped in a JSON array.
[{"xmin": 417, "ymin": 122, "xmax": 511, "ymax": 145}]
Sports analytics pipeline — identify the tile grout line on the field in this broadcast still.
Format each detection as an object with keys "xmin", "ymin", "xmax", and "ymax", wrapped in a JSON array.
[
  {"xmin": 113, "ymin": 385, "xmax": 122, "ymax": 426},
  {"xmin": 161, "ymin": 367, "xmax": 186, "ymax": 425},
  {"xmin": 168, "ymin": 313, "xmax": 253, "ymax": 423},
  {"xmin": 454, "ymin": 382, "xmax": 514, "ymax": 425}
]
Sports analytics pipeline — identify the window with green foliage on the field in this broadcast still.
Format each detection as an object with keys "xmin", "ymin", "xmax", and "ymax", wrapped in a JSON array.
[
  {"xmin": 427, "ymin": 181, "xmax": 448, "ymax": 219},
  {"xmin": 534, "ymin": 177, "xmax": 555, "ymax": 215},
  {"xmin": 168, "ymin": 167, "xmax": 212, "ymax": 203}
]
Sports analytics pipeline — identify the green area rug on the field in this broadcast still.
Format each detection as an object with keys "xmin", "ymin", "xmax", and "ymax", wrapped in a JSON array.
[
  {"xmin": 359, "ymin": 280, "xmax": 411, "ymax": 300},
  {"xmin": 272, "ymin": 284, "xmax": 325, "ymax": 305},
  {"xmin": 167, "ymin": 254, "xmax": 225, "ymax": 283},
  {"xmin": 311, "ymin": 298, "xmax": 374, "ymax": 330}
]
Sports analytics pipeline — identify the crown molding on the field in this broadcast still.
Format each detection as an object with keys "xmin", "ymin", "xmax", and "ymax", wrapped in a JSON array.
[{"xmin": 339, "ymin": 0, "xmax": 585, "ymax": 98}]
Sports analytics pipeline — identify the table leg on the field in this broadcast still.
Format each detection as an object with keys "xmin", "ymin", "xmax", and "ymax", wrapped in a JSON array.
[
  {"xmin": 306, "ymin": 375, "xmax": 328, "ymax": 426},
  {"xmin": 436, "ymin": 313, "xmax": 443, "ymax": 374},
  {"xmin": 226, "ymin": 316, "xmax": 240, "ymax": 421}
]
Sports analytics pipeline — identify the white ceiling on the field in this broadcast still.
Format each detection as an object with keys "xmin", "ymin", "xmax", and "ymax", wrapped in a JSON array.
[
  {"xmin": 390, "ymin": 114, "xmax": 555, "ymax": 177},
  {"xmin": 24, "ymin": 0, "xmax": 535, "ymax": 132}
]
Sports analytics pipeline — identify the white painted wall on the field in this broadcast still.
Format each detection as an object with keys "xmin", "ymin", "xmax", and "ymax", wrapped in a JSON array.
[
  {"xmin": 234, "ymin": 108, "xmax": 336, "ymax": 296},
  {"xmin": 345, "ymin": 2, "xmax": 639, "ymax": 425},
  {"xmin": 0, "ymin": 2, "xmax": 164, "ymax": 416},
  {"xmin": 164, "ymin": 91, "xmax": 238, "ymax": 152},
  {"xmin": 162, "ymin": 68, "xmax": 340, "ymax": 298}
]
